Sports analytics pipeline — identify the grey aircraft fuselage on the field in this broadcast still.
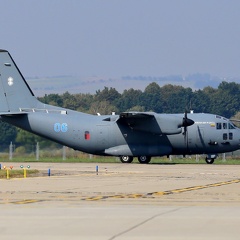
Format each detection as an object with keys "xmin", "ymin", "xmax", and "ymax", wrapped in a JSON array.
[
  {"xmin": 3, "ymin": 107, "xmax": 240, "ymax": 161},
  {"xmin": 0, "ymin": 49, "xmax": 240, "ymax": 164}
]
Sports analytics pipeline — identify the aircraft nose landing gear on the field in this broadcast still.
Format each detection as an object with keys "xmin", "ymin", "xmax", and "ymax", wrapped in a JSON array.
[{"xmin": 205, "ymin": 154, "xmax": 218, "ymax": 164}]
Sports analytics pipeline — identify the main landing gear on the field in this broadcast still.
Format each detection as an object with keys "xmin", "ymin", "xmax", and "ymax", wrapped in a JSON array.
[
  {"xmin": 119, "ymin": 156, "xmax": 134, "ymax": 163},
  {"xmin": 119, "ymin": 156, "xmax": 152, "ymax": 164}
]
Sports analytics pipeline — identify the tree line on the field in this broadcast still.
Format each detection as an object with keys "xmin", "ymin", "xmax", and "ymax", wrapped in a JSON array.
[{"xmin": 1, "ymin": 81, "xmax": 240, "ymax": 151}]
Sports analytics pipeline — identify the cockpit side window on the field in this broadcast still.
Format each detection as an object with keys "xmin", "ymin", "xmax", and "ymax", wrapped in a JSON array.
[
  {"xmin": 216, "ymin": 123, "xmax": 222, "ymax": 129},
  {"xmin": 223, "ymin": 133, "xmax": 228, "ymax": 140},
  {"xmin": 228, "ymin": 123, "xmax": 236, "ymax": 129},
  {"xmin": 223, "ymin": 123, "xmax": 227, "ymax": 129}
]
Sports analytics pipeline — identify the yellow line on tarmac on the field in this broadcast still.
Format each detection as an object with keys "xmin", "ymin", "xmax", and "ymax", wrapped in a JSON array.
[
  {"xmin": 12, "ymin": 199, "xmax": 40, "ymax": 204},
  {"xmin": 7, "ymin": 179, "xmax": 240, "ymax": 204},
  {"xmin": 151, "ymin": 179, "xmax": 240, "ymax": 196},
  {"xmin": 84, "ymin": 178, "xmax": 240, "ymax": 201},
  {"xmin": 85, "ymin": 196, "xmax": 106, "ymax": 201}
]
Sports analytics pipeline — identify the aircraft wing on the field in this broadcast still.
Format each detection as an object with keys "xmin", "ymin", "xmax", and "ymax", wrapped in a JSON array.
[
  {"xmin": 119, "ymin": 112, "xmax": 155, "ymax": 120},
  {"xmin": 117, "ymin": 112, "xmax": 163, "ymax": 134},
  {"xmin": 117, "ymin": 112, "xmax": 190, "ymax": 135}
]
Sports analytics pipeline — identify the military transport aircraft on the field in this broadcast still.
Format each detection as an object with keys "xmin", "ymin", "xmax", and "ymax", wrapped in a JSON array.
[{"xmin": 0, "ymin": 49, "xmax": 239, "ymax": 164}]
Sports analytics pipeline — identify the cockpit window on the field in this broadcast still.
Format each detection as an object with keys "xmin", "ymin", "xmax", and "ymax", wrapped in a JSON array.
[
  {"xmin": 228, "ymin": 123, "xmax": 236, "ymax": 129},
  {"xmin": 223, "ymin": 133, "xmax": 228, "ymax": 140},
  {"xmin": 216, "ymin": 123, "xmax": 222, "ymax": 129},
  {"xmin": 223, "ymin": 123, "xmax": 227, "ymax": 129}
]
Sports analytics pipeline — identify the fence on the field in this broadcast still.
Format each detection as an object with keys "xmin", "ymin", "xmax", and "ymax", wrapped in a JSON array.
[{"xmin": 1, "ymin": 142, "xmax": 240, "ymax": 161}]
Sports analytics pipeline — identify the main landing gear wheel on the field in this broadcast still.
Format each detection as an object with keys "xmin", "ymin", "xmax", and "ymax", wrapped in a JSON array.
[
  {"xmin": 119, "ymin": 156, "xmax": 133, "ymax": 163},
  {"xmin": 138, "ymin": 156, "xmax": 151, "ymax": 164},
  {"xmin": 205, "ymin": 158, "xmax": 215, "ymax": 164}
]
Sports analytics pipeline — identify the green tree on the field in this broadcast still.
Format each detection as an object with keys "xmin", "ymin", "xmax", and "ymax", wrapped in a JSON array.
[
  {"xmin": 39, "ymin": 94, "xmax": 63, "ymax": 107},
  {"xmin": 95, "ymin": 87, "xmax": 121, "ymax": 104},
  {"xmin": 117, "ymin": 88, "xmax": 143, "ymax": 112},
  {"xmin": 88, "ymin": 101, "xmax": 118, "ymax": 115},
  {"xmin": 16, "ymin": 129, "xmax": 59, "ymax": 152},
  {"xmin": 142, "ymin": 82, "xmax": 162, "ymax": 112},
  {"xmin": 62, "ymin": 91, "xmax": 79, "ymax": 110},
  {"xmin": 74, "ymin": 93, "xmax": 94, "ymax": 112},
  {"xmin": 211, "ymin": 82, "xmax": 240, "ymax": 117},
  {"xmin": 160, "ymin": 85, "xmax": 193, "ymax": 113},
  {"xmin": 0, "ymin": 121, "xmax": 17, "ymax": 149}
]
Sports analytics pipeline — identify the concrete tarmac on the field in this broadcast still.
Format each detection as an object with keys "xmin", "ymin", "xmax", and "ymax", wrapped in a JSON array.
[{"xmin": 0, "ymin": 162, "xmax": 240, "ymax": 239}]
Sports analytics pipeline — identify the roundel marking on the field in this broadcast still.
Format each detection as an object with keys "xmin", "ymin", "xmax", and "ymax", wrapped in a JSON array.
[{"xmin": 8, "ymin": 77, "xmax": 14, "ymax": 86}]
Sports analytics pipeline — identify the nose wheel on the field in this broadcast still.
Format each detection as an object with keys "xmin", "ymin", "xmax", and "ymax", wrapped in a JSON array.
[
  {"xmin": 205, "ymin": 158, "xmax": 215, "ymax": 164},
  {"xmin": 205, "ymin": 154, "xmax": 217, "ymax": 164}
]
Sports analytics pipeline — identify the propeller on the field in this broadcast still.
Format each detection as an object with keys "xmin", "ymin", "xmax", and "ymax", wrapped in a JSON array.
[
  {"xmin": 182, "ymin": 111, "xmax": 194, "ymax": 128},
  {"xmin": 182, "ymin": 110, "xmax": 194, "ymax": 144}
]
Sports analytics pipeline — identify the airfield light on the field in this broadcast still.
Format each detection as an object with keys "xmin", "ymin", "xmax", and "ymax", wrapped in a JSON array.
[{"xmin": 20, "ymin": 165, "xmax": 31, "ymax": 178}]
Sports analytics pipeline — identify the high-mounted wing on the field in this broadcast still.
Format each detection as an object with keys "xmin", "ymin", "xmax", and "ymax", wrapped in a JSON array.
[
  {"xmin": 117, "ymin": 112, "xmax": 194, "ymax": 135},
  {"xmin": 117, "ymin": 112, "xmax": 160, "ymax": 133}
]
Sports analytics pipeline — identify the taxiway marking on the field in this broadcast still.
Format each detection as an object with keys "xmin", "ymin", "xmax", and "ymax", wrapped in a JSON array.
[
  {"xmin": 84, "ymin": 178, "xmax": 240, "ymax": 201},
  {"xmin": 4, "ymin": 178, "xmax": 240, "ymax": 204}
]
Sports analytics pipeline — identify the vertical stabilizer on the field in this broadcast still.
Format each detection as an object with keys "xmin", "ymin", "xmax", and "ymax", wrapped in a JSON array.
[{"xmin": 0, "ymin": 50, "xmax": 40, "ymax": 112}]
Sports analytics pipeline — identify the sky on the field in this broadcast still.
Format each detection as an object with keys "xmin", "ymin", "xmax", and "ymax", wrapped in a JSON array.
[{"xmin": 1, "ymin": 0, "xmax": 240, "ymax": 79}]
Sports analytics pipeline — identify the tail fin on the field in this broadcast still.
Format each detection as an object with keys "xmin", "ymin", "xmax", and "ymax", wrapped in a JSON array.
[{"xmin": 0, "ymin": 50, "xmax": 40, "ymax": 112}]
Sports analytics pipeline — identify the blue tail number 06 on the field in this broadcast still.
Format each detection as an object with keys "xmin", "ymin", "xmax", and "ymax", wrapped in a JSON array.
[{"xmin": 54, "ymin": 123, "xmax": 68, "ymax": 133}]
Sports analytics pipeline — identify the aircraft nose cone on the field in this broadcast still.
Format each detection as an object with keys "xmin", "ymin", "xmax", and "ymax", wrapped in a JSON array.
[{"xmin": 182, "ymin": 118, "xmax": 194, "ymax": 127}]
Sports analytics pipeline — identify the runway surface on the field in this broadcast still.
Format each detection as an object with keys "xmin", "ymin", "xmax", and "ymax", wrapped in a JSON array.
[{"xmin": 0, "ymin": 162, "xmax": 240, "ymax": 239}]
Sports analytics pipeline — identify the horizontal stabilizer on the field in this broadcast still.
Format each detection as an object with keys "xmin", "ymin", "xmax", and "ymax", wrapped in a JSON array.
[{"xmin": 0, "ymin": 112, "xmax": 27, "ymax": 116}]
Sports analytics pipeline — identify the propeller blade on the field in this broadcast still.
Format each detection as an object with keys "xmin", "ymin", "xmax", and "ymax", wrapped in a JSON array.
[{"xmin": 182, "ymin": 111, "xmax": 194, "ymax": 146}]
